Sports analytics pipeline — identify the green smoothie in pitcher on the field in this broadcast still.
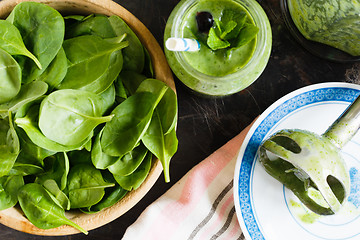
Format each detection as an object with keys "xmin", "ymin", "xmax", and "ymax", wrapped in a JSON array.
[{"xmin": 164, "ymin": 0, "xmax": 272, "ymax": 96}]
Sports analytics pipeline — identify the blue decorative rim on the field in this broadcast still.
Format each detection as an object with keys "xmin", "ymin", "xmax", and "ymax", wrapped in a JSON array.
[{"xmin": 237, "ymin": 87, "xmax": 360, "ymax": 240}]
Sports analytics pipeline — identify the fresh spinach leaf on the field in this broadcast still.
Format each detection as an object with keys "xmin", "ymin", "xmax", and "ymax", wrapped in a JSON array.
[
  {"xmin": 118, "ymin": 70, "xmax": 147, "ymax": 95},
  {"xmin": 136, "ymin": 78, "xmax": 177, "ymax": 132},
  {"xmin": 15, "ymin": 127, "xmax": 55, "ymax": 167},
  {"xmin": 35, "ymin": 152, "xmax": 70, "ymax": 191},
  {"xmin": 156, "ymin": 88, "xmax": 178, "ymax": 135},
  {"xmin": 58, "ymin": 35, "xmax": 128, "ymax": 90},
  {"xmin": 91, "ymin": 129, "xmax": 119, "ymax": 170},
  {"xmin": 15, "ymin": 104, "xmax": 93, "ymax": 152},
  {"xmin": 67, "ymin": 164, "xmax": 114, "ymax": 208},
  {"xmin": 81, "ymin": 184, "xmax": 127, "ymax": 214},
  {"xmin": 113, "ymin": 151, "xmax": 152, "ymax": 191},
  {"xmin": 84, "ymin": 138, "xmax": 92, "ymax": 152},
  {"xmin": 64, "ymin": 14, "xmax": 145, "ymax": 73},
  {"xmin": 114, "ymin": 76, "xmax": 128, "ymax": 102},
  {"xmin": 38, "ymin": 89, "xmax": 114, "ymax": 146},
  {"xmin": 8, "ymin": 163, "xmax": 44, "ymax": 176},
  {"xmin": 98, "ymin": 84, "xmax": 116, "ymax": 115},
  {"xmin": 0, "ymin": 113, "xmax": 20, "ymax": 177},
  {"xmin": 6, "ymin": 2, "xmax": 65, "ymax": 82},
  {"xmin": 17, "ymin": 183, "xmax": 88, "ymax": 234},
  {"xmin": 108, "ymin": 15, "xmax": 145, "ymax": 73},
  {"xmin": 36, "ymin": 47, "xmax": 67, "ymax": 91},
  {"xmin": 143, "ymin": 47, "xmax": 154, "ymax": 78},
  {"xmin": 0, "ymin": 81, "xmax": 48, "ymax": 117},
  {"xmin": 142, "ymin": 110, "xmax": 178, "ymax": 182},
  {"xmin": 12, "ymin": 116, "xmax": 50, "ymax": 170},
  {"xmin": 0, "ymin": 20, "xmax": 41, "ymax": 69},
  {"xmin": 64, "ymin": 15, "xmax": 88, "ymax": 21},
  {"xmin": 108, "ymin": 143, "xmax": 148, "ymax": 176},
  {"xmin": 42, "ymin": 179, "xmax": 70, "ymax": 210},
  {"xmin": 0, "ymin": 48, "xmax": 21, "ymax": 104},
  {"xmin": 81, "ymin": 171, "xmax": 127, "ymax": 213},
  {"xmin": 136, "ymin": 78, "xmax": 169, "ymax": 95},
  {"xmin": 136, "ymin": 78, "xmax": 177, "ymax": 134},
  {"xmin": 100, "ymin": 91, "xmax": 165, "ymax": 157},
  {"xmin": 0, "ymin": 175, "xmax": 23, "ymax": 210},
  {"xmin": 64, "ymin": 15, "xmax": 89, "ymax": 35},
  {"xmin": 65, "ymin": 14, "xmax": 116, "ymax": 39},
  {"xmin": 68, "ymin": 149, "xmax": 92, "ymax": 166},
  {"xmin": 78, "ymin": 49, "xmax": 123, "ymax": 94}
]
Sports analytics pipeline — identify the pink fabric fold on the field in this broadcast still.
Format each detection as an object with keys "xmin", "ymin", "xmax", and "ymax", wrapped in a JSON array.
[{"xmin": 123, "ymin": 121, "xmax": 254, "ymax": 240}]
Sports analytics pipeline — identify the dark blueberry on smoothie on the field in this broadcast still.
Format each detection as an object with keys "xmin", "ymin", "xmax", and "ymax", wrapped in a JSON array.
[{"xmin": 196, "ymin": 11, "xmax": 214, "ymax": 33}]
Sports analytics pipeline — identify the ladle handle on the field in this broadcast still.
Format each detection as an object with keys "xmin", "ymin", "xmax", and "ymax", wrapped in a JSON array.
[{"xmin": 323, "ymin": 94, "xmax": 360, "ymax": 149}]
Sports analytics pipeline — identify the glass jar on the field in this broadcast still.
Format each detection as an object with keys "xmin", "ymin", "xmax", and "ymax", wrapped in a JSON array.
[{"xmin": 164, "ymin": 0, "xmax": 272, "ymax": 96}]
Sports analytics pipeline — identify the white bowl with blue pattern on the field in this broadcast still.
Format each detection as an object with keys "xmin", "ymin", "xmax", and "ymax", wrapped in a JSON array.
[{"xmin": 234, "ymin": 82, "xmax": 360, "ymax": 240}]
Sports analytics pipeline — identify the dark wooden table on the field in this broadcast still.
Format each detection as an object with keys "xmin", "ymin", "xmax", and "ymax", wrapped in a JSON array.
[{"xmin": 1, "ymin": 0, "xmax": 359, "ymax": 239}]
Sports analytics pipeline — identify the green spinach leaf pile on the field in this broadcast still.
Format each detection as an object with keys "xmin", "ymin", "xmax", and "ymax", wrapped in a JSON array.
[{"xmin": 0, "ymin": 2, "xmax": 178, "ymax": 234}]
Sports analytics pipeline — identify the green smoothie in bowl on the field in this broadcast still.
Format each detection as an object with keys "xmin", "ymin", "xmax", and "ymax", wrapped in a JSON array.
[
  {"xmin": 164, "ymin": 0, "xmax": 272, "ymax": 96},
  {"xmin": 287, "ymin": 0, "xmax": 360, "ymax": 57}
]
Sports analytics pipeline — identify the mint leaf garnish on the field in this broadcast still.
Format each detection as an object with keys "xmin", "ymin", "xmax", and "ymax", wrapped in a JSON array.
[
  {"xmin": 214, "ymin": 18, "xmax": 223, "ymax": 33},
  {"xmin": 220, "ymin": 20, "xmax": 237, "ymax": 39},
  {"xmin": 207, "ymin": 27, "xmax": 230, "ymax": 50},
  {"xmin": 234, "ymin": 23, "xmax": 259, "ymax": 47},
  {"xmin": 203, "ymin": 9, "xmax": 257, "ymax": 51},
  {"xmin": 223, "ymin": 12, "xmax": 247, "ymax": 40}
]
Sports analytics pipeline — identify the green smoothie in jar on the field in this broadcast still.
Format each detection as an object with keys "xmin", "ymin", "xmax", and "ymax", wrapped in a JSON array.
[{"xmin": 164, "ymin": 0, "xmax": 272, "ymax": 96}]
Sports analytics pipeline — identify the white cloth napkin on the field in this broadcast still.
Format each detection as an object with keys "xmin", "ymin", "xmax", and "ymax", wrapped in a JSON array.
[{"xmin": 122, "ymin": 122, "xmax": 254, "ymax": 240}]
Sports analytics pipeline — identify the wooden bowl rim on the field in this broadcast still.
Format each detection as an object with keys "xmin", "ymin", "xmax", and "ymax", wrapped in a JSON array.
[{"xmin": 0, "ymin": 0, "xmax": 175, "ymax": 236}]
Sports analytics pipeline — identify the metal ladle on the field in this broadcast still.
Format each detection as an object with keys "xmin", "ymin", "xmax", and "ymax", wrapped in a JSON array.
[{"xmin": 259, "ymin": 94, "xmax": 360, "ymax": 215}]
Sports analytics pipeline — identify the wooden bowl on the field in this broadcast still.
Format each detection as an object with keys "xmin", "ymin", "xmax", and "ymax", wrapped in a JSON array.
[{"xmin": 0, "ymin": 0, "xmax": 174, "ymax": 236}]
